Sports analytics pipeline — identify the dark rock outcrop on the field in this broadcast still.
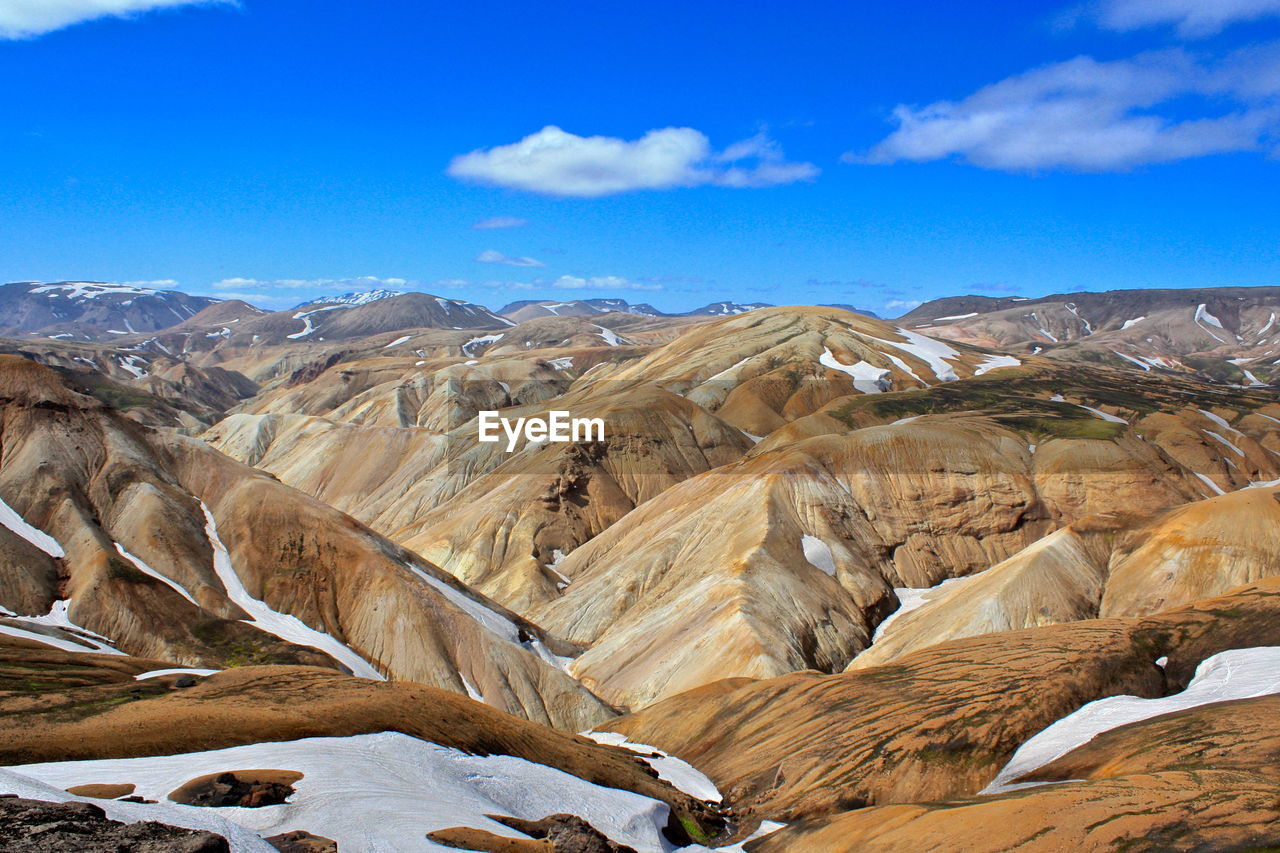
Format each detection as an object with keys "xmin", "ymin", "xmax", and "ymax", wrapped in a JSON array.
[{"xmin": 0, "ymin": 795, "xmax": 228, "ymax": 852}]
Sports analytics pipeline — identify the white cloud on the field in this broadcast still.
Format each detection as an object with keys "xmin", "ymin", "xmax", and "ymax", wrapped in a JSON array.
[
  {"xmin": 1095, "ymin": 0, "xmax": 1280, "ymax": 38},
  {"xmin": 472, "ymin": 216, "xmax": 528, "ymax": 230},
  {"xmin": 447, "ymin": 125, "xmax": 818, "ymax": 197},
  {"xmin": 885, "ymin": 299, "xmax": 923, "ymax": 311},
  {"xmin": 550, "ymin": 275, "xmax": 663, "ymax": 291},
  {"xmin": 857, "ymin": 48, "xmax": 1280, "ymax": 172},
  {"xmin": 210, "ymin": 275, "xmax": 408, "ymax": 291},
  {"xmin": 475, "ymin": 249, "xmax": 545, "ymax": 268},
  {"xmin": 0, "ymin": 0, "xmax": 231, "ymax": 39}
]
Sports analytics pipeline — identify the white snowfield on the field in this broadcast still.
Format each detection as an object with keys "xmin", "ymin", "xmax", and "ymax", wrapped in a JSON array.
[
  {"xmin": 868, "ymin": 327, "xmax": 962, "ymax": 383},
  {"xmin": 583, "ymin": 731, "xmax": 723, "ymax": 803},
  {"xmin": 201, "ymin": 503, "xmax": 385, "ymax": 681},
  {"xmin": 5, "ymin": 732, "xmax": 678, "ymax": 853},
  {"xmin": 983, "ymin": 646, "xmax": 1280, "ymax": 794}
]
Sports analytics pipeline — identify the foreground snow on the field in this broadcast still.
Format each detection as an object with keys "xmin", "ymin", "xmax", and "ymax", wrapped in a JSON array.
[
  {"xmin": 6, "ymin": 732, "xmax": 677, "ymax": 853},
  {"xmin": 984, "ymin": 646, "xmax": 1280, "ymax": 793}
]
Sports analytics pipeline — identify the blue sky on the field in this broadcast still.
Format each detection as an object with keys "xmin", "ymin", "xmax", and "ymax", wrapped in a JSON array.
[{"xmin": 1, "ymin": 0, "xmax": 1278, "ymax": 315}]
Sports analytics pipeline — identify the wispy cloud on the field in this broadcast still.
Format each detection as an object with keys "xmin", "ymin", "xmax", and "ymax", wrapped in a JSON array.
[
  {"xmin": 211, "ymin": 275, "xmax": 408, "ymax": 292},
  {"xmin": 0, "ymin": 0, "xmax": 232, "ymax": 39},
  {"xmin": 854, "ymin": 47, "xmax": 1280, "ymax": 172},
  {"xmin": 550, "ymin": 275, "xmax": 663, "ymax": 291},
  {"xmin": 471, "ymin": 216, "xmax": 529, "ymax": 230},
  {"xmin": 475, "ymin": 249, "xmax": 545, "ymax": 268},
  {"xmin": 447, "ymin": 126, "xmax": 818, "ymax": 197},
  {"xmin": 885, "ymin": 299, "xmax": 923, "ymax": 311},
  {"xmin": 1093, "ymin": 0, "xmax": 1280, "ymax": 38}
]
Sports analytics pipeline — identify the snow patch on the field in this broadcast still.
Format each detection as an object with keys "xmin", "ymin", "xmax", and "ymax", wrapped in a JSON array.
[
  {"xmin": 201, "ymin": 503, "xmax": 384, "ymax": 680},
  {"xmin": 984, "ymin": 647, "xmax": 1280, "ymax": 794},
  {"xmin": 0, "ymin": 601, "xmax": 124, "ymax": 656},
  {"xmin": 1204, "ymin": 430, "xmax": 1245, "ymax": 457},
  {"xmin": 1110, "ymin": 350, "xmax": 1151, "ymax": 371},
  {"xmin": 872, "ymin": 576, "xmax": 975, "ymax": 644},
  {"xmin": 403, "ymin": 560, "xmax": 573, "ymax": 672},
  {"xmin": 114, "ymin": 543, "xmax": 199, "ymax": 606},
  {"xmin": 0, "ymin": 496, "xmax": 65, "ymax": 557},
  {"xmin": 819, "ymin": 347, "xmax": 890, "ymax": 393},
  {"xmin": 584, "ymin": 732, "xmax": 722, "ymax": 803},
  {"xmin": 1194, "ymin": 304, "xmax": 1230, "ymax": 344},
  {"xmin": 800, "ymin": 535, "xmax": 836, "ymax": 576},
  {"xmin": 594, "ymin": 325, "xmax": 625, "ymax": 347},
  {"xmin": 973, "ymin": 354, "xmax": 1021, "ymax": 376},
  {"xmin": 1193, "ymin": 472, "xmax": 1226, "ymax": 496},
  {"xmin": 134, "ymin": 668, "xmax": 220, "ymax": 680},
  {"xmin": 867, "ymin": 328, "xmax": 962, "ymax": 382},
  {"xmin": 463, "ymin": 333, "xmax": 504, "ymax": 355}
]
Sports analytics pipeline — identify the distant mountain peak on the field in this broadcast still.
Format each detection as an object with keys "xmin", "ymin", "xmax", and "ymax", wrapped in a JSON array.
[
  {"xmin": 294, "ymin": 289, "xmax": 408, "ymax": 309},
  {"xmin": 0, "ymin": 280, "xmax": 218, "ymax": 339}
]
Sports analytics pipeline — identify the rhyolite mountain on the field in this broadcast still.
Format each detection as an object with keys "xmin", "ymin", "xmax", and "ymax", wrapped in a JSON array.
[{"xmin": 4, "ymin": 282, "xmax": 1280, "ymax": 851}]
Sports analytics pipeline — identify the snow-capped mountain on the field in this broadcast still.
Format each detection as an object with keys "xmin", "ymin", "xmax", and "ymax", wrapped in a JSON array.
[
  {"xmin": 0, "ymin": 281, "xmax": 219, "ymax": 340},
  {"xmin": 293, "ymin": 289, "xmax": 408, "ymax": 309},
  {"xmin": 687, "ymin": 301, "xmax": 771, "ymax": 316}
]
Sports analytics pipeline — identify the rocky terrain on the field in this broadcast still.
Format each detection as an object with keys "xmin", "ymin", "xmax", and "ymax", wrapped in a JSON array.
[{"xmin": 3, "ymin": 280, "xmax": 1280, "ymax": 850}]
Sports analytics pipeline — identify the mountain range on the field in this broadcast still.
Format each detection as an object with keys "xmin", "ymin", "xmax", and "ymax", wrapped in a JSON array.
[{"xmin": 3, "ymin": 279, "xmax": 1280, "ymax": 851}]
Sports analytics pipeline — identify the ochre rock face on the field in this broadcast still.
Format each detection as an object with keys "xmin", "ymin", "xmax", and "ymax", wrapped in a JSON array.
[
  {"xmin": 847, "ymin": 524, "xmax": 1114, "ymax": 670},
  {"xmin": 527, "ymin": 414, "xmax": 1214, "ymax": 710},
  {"xmin": 0, "ymin": 356, "xmax": 611, "ymax": 730},
  {"xmin": 751, "ymin": 694, "xmax": 1280, "ymax": 853},
  {"xmin": 1102, "ymin": 486, "xmax": 1280, "ymax": 617},
  {"xmin": 601, "ymin": 580, "xmax": 1280, "ymax": 822},
  {"xmin": 751, "ymin": 771, "xmax": 1280, "ymax": 853}
]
